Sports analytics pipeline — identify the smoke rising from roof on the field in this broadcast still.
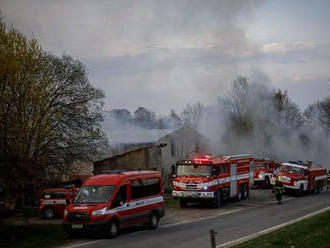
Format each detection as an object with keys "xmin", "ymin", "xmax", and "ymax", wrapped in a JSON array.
[{"xmin": 199, "ymin": 76, "xmax": 330, "ymax": 168}]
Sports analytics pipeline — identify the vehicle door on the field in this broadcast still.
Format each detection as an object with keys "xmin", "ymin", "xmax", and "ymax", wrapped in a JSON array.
[
  {"xmin": 50, "ymin": 191, "xmax": 67, "ymax": 214},
  {"xmin": 109, "ymin": 185, "xmax": 131, "ymax": 227},
  {"xmin": 230, "ymin": 164, "xmax": 237, "ymax": 198},
  {"xmin": 128, "ymin": 178, "xmax": 161, "ymax": 224}
]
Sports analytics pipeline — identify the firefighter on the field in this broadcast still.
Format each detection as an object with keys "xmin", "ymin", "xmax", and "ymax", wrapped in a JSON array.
[
  {"xmin": 327, "ymin": 170, "xmax": 330, "ymax": 191},
  {"xmin": 274, "ymin": 178, "xmax": 285, "ymax": 204}
]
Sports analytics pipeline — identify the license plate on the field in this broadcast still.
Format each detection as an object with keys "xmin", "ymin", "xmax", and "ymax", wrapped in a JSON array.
[{"xmin": 72, "ymin": 224, "xmax": 83, "ymax": 229}]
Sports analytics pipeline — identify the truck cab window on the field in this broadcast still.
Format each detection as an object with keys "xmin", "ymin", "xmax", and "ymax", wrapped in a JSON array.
[
  {"xmin": 111, "ymin": 185, "xmax": 127, "ymax": 208},
  {"xmin": 212, "ymin": 165, "xmax": 220, "ymax": 176},
  {"xmin": 221, "ymin": 164, "xmax": 228, "ymax": 174}
]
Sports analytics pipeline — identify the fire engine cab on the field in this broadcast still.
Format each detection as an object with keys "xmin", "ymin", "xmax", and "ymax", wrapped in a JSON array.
[
  {"xmin": 172, "ymin": 154, "xmax": 254, "ymax": 207},
  {"xmin": 253, "ymin": 159, "xmax": 281, "ymax": 188},
  {"xmin": 271, "ymin": 162, "xmax": 327, "ymax": 195}
]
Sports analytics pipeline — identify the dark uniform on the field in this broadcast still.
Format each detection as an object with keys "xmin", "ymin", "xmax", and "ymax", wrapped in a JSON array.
[
  {"xmin": 327, "ymin": 171, "xmax": 330, "ymax": 191},
  {"xmin": 274, "ymin": 179, "xmax": 285, "ymax": 204}
]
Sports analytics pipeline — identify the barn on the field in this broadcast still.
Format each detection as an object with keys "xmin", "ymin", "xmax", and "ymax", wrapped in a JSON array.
[{"xmin": 93, "ymin": 126, "xmax": 208, "ymax": 186}]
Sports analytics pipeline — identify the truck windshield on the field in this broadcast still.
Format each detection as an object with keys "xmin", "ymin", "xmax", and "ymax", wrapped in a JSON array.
[
  {"xmin": 280, "ymin": 165, "xmax": 304, "ymax": 175},
  {"xmin": 74, "ymin": 185, "xmax": 116, "ymax": 204},
  {"xmin": 177, "ymin": 165, "xmax": 212, "ymax": 176}
]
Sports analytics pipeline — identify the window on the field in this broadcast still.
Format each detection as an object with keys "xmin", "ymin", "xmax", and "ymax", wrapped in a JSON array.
[
  {"xmin": 74, "ymin": 185, "xmax": 116, "ymax": 204},
  {"xmin": 220, "ymin": 164, "xmax": 229, "ymax": 174},
  {"xmin": 171, "ymin": 143, "xmax": 176, "ymax": 156},
  {"xmin": 212, "ymin": 165, "xmax": 220, "ymax": 176},
  {"xmin": 43, "ymin": 191, "xmax": 66, "ymax": 199},
  {"xmin": 171, "ymin": 164, "xmax": 176, "ymax": 175},
  {"xmin": 131, "ymin": 178, "xmax": 161, "ymax": 200},
  {"xmin": 176, "ymin": 165, "xmax": 212, "ymax": 176},
  {"xmin": 111, "ymin": 185, "xmax": 127, "ymax": 208}
]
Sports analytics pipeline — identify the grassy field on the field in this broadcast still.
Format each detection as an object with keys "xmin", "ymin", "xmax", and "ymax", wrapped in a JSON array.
[
  {"xmin": 0, "ymin": 224, "xmax": 72, "ymax": 248},
  {"xmin": 234, "ymin": 210, "xmax": 330, "ymax": 248}
]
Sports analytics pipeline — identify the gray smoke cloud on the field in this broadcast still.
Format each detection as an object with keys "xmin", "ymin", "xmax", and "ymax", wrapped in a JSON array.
[{"xmin": 199, "ymin": 75, "xmax": 330, "ymax": 168}]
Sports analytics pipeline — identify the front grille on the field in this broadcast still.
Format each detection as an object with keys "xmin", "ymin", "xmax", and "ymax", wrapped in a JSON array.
[
  {"xmin": 186, "ymin": 184, "xmax": 197, "ymax": 190},
  {"xmin": 67, "ymin": 212, "xmax": 90, "ymax": 222}
]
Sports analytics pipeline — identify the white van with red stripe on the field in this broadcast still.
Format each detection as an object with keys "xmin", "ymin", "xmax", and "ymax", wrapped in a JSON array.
[{"xmin": 62, "ymin": 170, "xmax": 164, "ymax": 237}]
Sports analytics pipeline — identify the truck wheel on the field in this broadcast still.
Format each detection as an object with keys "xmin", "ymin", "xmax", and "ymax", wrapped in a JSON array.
[
  {"xmin": 316, "ymin": 182, "xmax": 322, "ymax": 194},
  {"xmin": 242, "ymin": 184, "xmax": 248, "ymax": 200},
  {"xmin": 297, "ymin": 184, "xmax": 304, "ymax": 197},
  {"xmin": 179, "ymin": 198, "xmax": 188, "ymax": 208},
  {"xmin": 148, "ymin": 213, "xmax": 159, "ymax": 229},
  {"xmin": 264, "ymin": 177, "xmax": 270, "ymax": 189},
  {"xmin": 108, "ymin": 221, "xmax": 118, "ymax": 238},
  {"xmin": 43, "ymin": 207, "xmax": 56, "ymax": 219},
  {"xmin": 237, "ymin": 186, "xmax": 242, "ymax": 201},
  {"xmin": 215, "ymin": 189, "xmax": 222, "ymax": 208}
]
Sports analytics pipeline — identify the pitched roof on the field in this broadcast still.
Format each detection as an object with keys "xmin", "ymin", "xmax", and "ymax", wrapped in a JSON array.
[{"xmin": 107, "ymin": 128, "xmax": 177, "ymax": 146}]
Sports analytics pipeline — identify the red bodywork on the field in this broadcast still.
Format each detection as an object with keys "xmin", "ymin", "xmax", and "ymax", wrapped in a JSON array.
[
  {"xmin": 63, "ymin": 171, "xmax": 164, "ymax": 234},
  {"xmin": 271, "ymin": 163, "xmax": 327, "ymax": 192},
  {"xmin": 172, "ymin": 154, "xmax": 254, "ymax": 203},
  {"xmin": 253, "ymin": 159, "xmax": 281, "ymax": 186},
  {"xmin": 38, "ymin": 187, "xmax": 79, "ymax": 217}
]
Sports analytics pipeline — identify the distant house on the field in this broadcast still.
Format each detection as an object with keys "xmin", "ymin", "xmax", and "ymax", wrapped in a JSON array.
[{"xmin": 93, "ymin": 126, "xmax": 208, "ymax": 186}]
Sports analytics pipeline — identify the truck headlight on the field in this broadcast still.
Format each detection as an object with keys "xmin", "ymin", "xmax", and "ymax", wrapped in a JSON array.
[
  {"xmin": 258, "ymin": 173, "xmax": 264, "ymax": 179},
  {"xmin": 92, "ymin": 207, "xmax": 107, "ymax": 216},
  {"xmin": 293, "ymin": 181, "xmax": 299, "ymax": 186}
]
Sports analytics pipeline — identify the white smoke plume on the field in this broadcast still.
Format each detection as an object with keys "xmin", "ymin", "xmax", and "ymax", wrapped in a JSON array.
[{"xmin": 199, "ymin": 75, "xmax": 330, "ymax": 168}]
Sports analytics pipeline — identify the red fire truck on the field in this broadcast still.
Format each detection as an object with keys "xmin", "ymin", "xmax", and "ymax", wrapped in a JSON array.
[
  {"xmin": 172, "ymin": 154, "xmax": 254, "ymax": 207},
  {"xmin": 253, "ymin": 159, "xmax": 281, "ymax": 188},
  {"xmin": 63, "ymin": 170, "xmax": 165, "ymax": 238},
  {"xmin": 271, "ymin": 162, "xmax": 327, "ymax": 195}
]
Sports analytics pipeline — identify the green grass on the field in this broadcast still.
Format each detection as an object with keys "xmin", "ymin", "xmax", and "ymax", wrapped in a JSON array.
[
  {"xmin": 164, "ymin": 196, "xmax": 179, "ymax": 208},
  {"xmin": 0, "ymin": 224, "xmax": 73, "ymax": 248},
  {"xmin": 234, "ymin": 210, "xmax": 330, "ymax": 248}
]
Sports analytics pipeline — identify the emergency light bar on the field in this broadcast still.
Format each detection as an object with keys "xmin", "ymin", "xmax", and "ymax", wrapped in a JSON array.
[{"xmin": 192, "ymin": 154, "xmax": 212, "ymax": 164}]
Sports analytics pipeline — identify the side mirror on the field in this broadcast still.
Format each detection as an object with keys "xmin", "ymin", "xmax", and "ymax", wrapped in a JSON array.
[{"xmin": 65, "ymin": 199, "xmax": 71, "ymax": 205}]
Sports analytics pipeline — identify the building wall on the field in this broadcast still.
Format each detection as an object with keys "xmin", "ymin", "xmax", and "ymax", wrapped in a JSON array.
[
  {"xmin": 93, "ymin": 126, "xmax": 209, "ymax": 188},
  {"xmin": 157, "ymin": 126, "xmax": 208, "ymax": 184},
  {"xmin": 94, "ymin": 147, "xmax": 162, "ymax": 174}
]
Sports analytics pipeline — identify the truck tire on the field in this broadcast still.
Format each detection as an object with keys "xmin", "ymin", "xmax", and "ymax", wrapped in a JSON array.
[
  {"xmin": 179, "ymin": 198, "xmax": 188, "ymax": 208},
  {"xmin": 242, "ymin": 184, "xmax": 249, "ymax": 200},
  {"xmin": 215, "ymin": 189, "xmax": 222, "ymax": 208},
  {"xmin": 297, "ymin": 184, "xmax": 304, "ymax": 197},
  {"xmin": 148, "ymin": 213, "xmax": 159, "ymax": 229},
  {"xmin": 43, "ymin": 207, "xmax": 56, "ymax": 219},
  {"xmin": 264, "ymin": 177, "xmax": 270, "ymax": 189},
  {"xmin": 316, "ymin": 182, "xmax": 322, "ymax": 194},
  {"xmin": 108, "ymin": 220, "xmax": 119, "ymax": 238},
  {"xmin": 237, "ymin": 185, "xmax": 242, "ymax": 201}
]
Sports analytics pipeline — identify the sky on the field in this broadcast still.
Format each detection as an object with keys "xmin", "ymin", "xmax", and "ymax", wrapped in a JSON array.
[{"xmin": 1, "ymin": 0, "xmax": 330, "ymax": 114}]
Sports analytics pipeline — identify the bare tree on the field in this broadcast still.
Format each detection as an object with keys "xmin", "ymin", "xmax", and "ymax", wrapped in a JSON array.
[{"xmin": 180, "ymin": 102, "xmax": 205, "ymax": 128}]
